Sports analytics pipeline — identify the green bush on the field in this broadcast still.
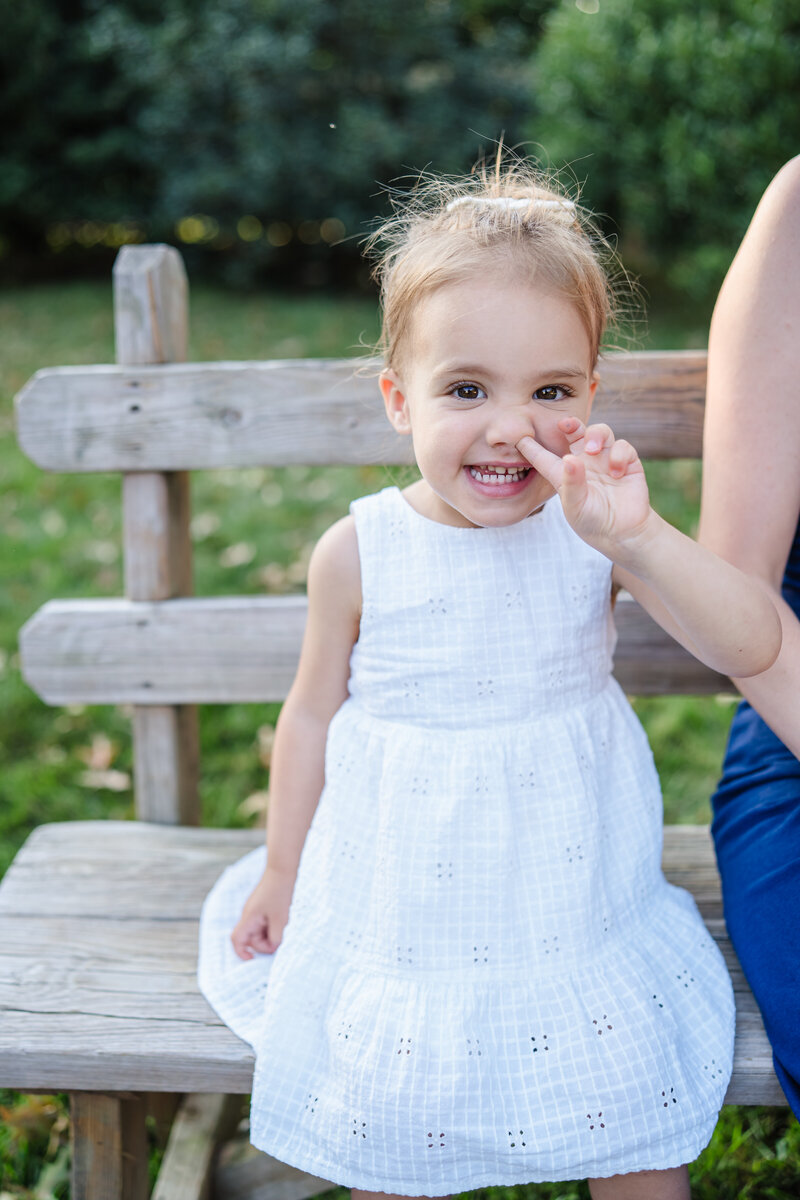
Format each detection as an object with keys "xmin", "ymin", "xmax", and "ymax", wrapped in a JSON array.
[{"xmin": 531, "ymin": 0, "xmax": 800, "ymax": 300}]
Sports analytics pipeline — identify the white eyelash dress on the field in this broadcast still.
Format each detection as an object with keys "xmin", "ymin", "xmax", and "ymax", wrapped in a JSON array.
[{"xmin": 198, "ymin": 486, "xmax": 734, "ymax": 1193}]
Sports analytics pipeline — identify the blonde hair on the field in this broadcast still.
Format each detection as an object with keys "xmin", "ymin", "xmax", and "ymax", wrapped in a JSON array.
[{"xmin": 365, "ymin": 158, "xmax": 619, "ymax": 370}]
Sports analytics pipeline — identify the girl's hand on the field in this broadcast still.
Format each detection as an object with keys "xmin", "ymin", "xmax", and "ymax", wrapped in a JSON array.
[
  {"xmin": 230, "ymin": 866, "xmax": 295, "ymax": 961},
  {"xmin": 517, "ymin": 418, "xmax": 653, "ymax": 561}
]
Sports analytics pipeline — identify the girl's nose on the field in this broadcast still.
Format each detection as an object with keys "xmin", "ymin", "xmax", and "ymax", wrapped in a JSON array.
[{"xmin": 486, "ymin": 405, "xmax": 535, "ymax": 448}]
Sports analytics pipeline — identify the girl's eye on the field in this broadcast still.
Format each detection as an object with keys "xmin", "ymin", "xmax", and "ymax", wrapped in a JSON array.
[
  {"xmin": 533, "ymin": 384, "xmax": 573, "ymax": 403},
  {"xmin": 452, "ymin": 383, "xmax": 485, "ymax": 401}
]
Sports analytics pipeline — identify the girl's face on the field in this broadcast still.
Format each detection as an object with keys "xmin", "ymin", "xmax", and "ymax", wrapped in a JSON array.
[{"xmin": 380, "ymin": 275, "xmax": 597, "ymax": 528}]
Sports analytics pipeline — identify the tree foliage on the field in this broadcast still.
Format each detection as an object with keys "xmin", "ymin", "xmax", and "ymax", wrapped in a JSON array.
[
  {"xmin": 2, "ymin": 0, "xmax": 798, "ymax": 295},
  {"xmin": 1, "ymin": 0, "xmax": 548, "ymax": 283},
  {"xmin": 531, "ymin": 0, "xmax": 800, "ymax": 297}
]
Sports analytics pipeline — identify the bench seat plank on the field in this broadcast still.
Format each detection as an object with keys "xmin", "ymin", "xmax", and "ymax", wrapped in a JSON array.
[
  {"xmin": 19, "ymin": 594, "xmax": 731, "ymax": 705},
  {"xmin": 14, "ymin": 352, "xmax": 707, "ymax": 472},
  {"xmin": 0, "ymin": 821, "xmax": 784, "ymax": 1103}
]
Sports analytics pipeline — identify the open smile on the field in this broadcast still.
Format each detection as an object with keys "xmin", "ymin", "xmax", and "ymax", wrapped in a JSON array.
[{"xmin": 467, "ymin": 464, "xmax": 532, "ymax": 486}]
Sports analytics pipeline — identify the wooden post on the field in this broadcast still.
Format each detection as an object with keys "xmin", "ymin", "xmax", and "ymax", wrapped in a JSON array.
[
  {"xmin": 114, "ymin": 244, "xmax": 200, "ymax": 823},
  {"xmin": 70, "ymin": 1092, "xmax": 149, "ymax": 1200}
]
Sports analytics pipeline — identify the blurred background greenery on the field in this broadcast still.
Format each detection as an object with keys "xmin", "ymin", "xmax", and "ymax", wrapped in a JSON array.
[
  {"xmin": 2, "ymin": 1, "xmax": 800, "ymax": 1195},
  {"xmin": 3, "ymin": 0, "xmax": 799, "ymax": 301}
]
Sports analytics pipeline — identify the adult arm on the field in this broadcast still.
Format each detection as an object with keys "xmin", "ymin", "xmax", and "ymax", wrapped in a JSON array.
[
  {"xmin": 698, "ymin": 155, "xmax": 800, "ymax": 758},
  {"xmin": 231, "ymin": 514, "xmax": 362, "ymax": 958}
]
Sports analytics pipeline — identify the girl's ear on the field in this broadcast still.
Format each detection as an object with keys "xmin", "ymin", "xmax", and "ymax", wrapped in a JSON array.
[{"xmin": 380, "ymin": 369, "xmax": 412, "ymax": 435}]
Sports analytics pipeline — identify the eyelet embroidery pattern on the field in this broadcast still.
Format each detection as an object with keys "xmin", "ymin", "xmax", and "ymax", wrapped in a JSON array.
[
  {"xmin": 466, "ymin": 1037, "xmax": 482, "ymax": 1057},
  {"xmin": 518, "ymin": 769, "xmax": 537, "ymax": 791},
  {"xmin": 592, "ymin": 1014, "xmax": 614, "ymax": 1035},
  {"xmin": 410, "ymin": 776, "xmax": 429, "ymax": 796},
  {"xmin": 426, "ymin": 1130, "xmax": 446, "ymax": 1149},
  {"xmin": 703, "ymin": 1059, "xmax": 721, "ymax": 1080},
  {"xmin": 660, "ymin": 1087, "xmax": 678, "ymax": 1108},
  {"xmin": 504, "ymin": 589, "xmax": 523, "ymax": 610},
  {"xmin": 329, "ymin": 750, "xmax": 353, "ymax": 779},
  {"xmin": 530, "ymin": 1033, "xmax": 550, "ymax": 1054},
  {"xmin": 343, "ymin": 926, "xmax": 362, "ymax": 950},
  {"xmin": 428, "ymin": 596, "xmax": 448, "ymax": 615},
  {"xmin": 476, "ymin": 679, "xmax": 495, "ymax": 698},
  {"xmin": 566, "ymin": 843, "xmax": 584, "ymax": 863},
  {"xmin": 337, "ymin": 1020, "xmax": 353, "ymax": 1041},
  {"xmin": 397, "ymin": 1037, "xmax": 412, "ymax": 1056},
  {"xmin": 436, "ymin": 861, "xmax": 453, "ymax": 880},
  {"xmin": 586, "ymin": 1111, "xmax": 606, "ymax": 1131},
  {"xmin": 339, "ymin": 839, "xmax": 357, "ymax": 862},
  {"xmin": 304, "ymin": 1093, "xmax": 319, "ymax": 1114},
  {"xmin": 507, "ymin": 1128, "xmax": 527, "ymax": 1148},
  {"xmin": 472, "ymin": 944, "xmax": 489, "ymax": 964},
  {"xmin": 352, "ymin": 1118, "xmax": 367, "ymax": 1139},
  {"xmin": 387, "ymin": 515, "xmax": 404, "ymax": 541},
  {"xmin": 403, "ymin": 679, "xmax": 421, "ymax": 702},
  {"xmin": 542, "ymin": 935, "xmax": 559, "ymax": 956},
  {"xmin": 676, "ymin": 969, "xmax": 695, "ymax": 988},
  {"xmin": 396, "ymin": 945, "xmax": 414, "ymax": 965},
  {"xmin": 652, "ymin": 993, "xmax": 665, "ymax": 1009}
]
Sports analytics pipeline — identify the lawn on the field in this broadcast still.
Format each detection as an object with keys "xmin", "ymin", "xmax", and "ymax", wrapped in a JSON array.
[{"xmin": 1, "ymin": 278, "xmax": 796, "ymax": 1197}]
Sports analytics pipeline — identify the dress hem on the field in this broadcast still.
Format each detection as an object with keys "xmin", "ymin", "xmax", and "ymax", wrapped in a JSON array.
[{"xmin": 248, "ymin": 1122, "xmax": 716, "ymax": 1194}]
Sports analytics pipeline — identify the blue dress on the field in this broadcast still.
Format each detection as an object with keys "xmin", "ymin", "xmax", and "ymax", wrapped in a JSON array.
[{"xmin": 712, "ymin": 516, "xmax": 800, "ymax": 1118}]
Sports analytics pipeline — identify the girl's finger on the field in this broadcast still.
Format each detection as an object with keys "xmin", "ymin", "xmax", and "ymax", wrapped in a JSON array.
[
  {"xmin": 608, "ymin": 438, "xmax": 639, "ymax": 477},
  {"xmin": 516, "ymin": 435, "xmax": 564, "ymax": 490},
  {"xmin": 558, "ymin": 416, "xmax": 586, "ymax": 446},
  {"xmin": 583, "ymin": 422, "xmax": 614, "ymax": 454},
  {"xmin": 559, "ymin": 454, "xmax": 588, "ymax": 511}
]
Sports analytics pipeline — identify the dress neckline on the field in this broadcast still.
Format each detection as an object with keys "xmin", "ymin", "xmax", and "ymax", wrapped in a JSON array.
[{"xmin": 389, "ymin": 485, "xmax": 551, "ymax": 535}]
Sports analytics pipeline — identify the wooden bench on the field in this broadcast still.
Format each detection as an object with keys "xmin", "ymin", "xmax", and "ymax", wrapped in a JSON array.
[{"xmin": 0, "ymin": 245, "xmax": 786, "ymax": 1200}]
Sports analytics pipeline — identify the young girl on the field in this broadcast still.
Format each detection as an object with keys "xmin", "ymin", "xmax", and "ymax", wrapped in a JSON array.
[{"xmin": 198, "ymin": 163, "xmax": 780, "ymax": 1200}]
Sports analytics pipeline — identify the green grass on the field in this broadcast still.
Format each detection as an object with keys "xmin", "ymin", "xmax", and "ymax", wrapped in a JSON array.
[{"xmin": 1, "ymin": 279, "xmax": 795, "ymax": 1197}]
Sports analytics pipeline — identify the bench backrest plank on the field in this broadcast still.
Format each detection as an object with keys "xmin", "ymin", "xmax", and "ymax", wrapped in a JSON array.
[
  {"xmin": 15, "ymin": 351, "xmax": 707, "ymax": 472},
  {"xmin": 19, "ymin": 594, "xmax": 729, "ymax": 704}
]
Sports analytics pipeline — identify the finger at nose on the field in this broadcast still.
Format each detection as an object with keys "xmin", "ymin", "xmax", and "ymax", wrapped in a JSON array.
[{"xmin": 487, "ymin": 409, "xmax": 537, "ymax": 448}]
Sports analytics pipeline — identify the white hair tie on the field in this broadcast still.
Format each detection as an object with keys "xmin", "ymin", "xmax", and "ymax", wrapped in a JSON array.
[{"xmin": 446, "ymin": 195, "xmax": 576, "ymax": 214}]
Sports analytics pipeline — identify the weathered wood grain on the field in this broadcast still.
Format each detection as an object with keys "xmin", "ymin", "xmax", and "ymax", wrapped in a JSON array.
[
  {"xmin": 70, "ymin": 1091, "xmax": 149, "ymax": 1200},
  {"xmin": 19, "ymin": 592, "xmax": 732, "ymax": 706},
  {"xmin": 115, "ymin": 242, "xmax": 200, "ymax": 825},
  {"xmin": 14, "ymin": 351, "xmax": 707, "ymax": 473},
  {"xmin": 152, "ymin": 1093, "xmax": 243, "ymax": 1200},
  {"xmin": 0, "ymin": 821, "xmax": 784, "ymax": 1103},
  {"xmin": 113, "ymin": 244, "xmax": 188, "ymax": 366}
]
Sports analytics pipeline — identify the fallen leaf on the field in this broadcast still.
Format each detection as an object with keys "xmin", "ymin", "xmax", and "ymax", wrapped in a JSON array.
[
  {"xmin": 78, "ymin": 769, "xmax": 131, "ymax": 792},
  {"xmin": 76, "ymin": 732, "xmax": 116, "ymax": 770},
  {"xmin": 237, "ymin": 790, "xmax": 269, "ymax": 823}
]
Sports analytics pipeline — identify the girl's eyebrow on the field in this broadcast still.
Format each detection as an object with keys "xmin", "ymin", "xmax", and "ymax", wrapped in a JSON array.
[{"xmin": 431, "ymin": 362, "xmax": 590, "ymax": 380}]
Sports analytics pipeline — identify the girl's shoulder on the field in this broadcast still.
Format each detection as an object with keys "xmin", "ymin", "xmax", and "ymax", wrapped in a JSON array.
[{"xmin": 308, "ymin": 513, "xmax": 361, "ymax": 616}]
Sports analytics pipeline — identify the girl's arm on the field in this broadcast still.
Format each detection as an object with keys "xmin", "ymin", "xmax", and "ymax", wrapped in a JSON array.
[
  {"xmin": 698, "ymin": 155, "xmax": 800, "ymax": 757},
  {"xmin": 517, "ymin": 423, "xmax": 781, "ymax": 679},
  {"xmin": 231, "ymin": 514, "xmax": 362, "ymax": 960}
]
